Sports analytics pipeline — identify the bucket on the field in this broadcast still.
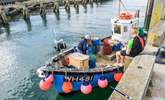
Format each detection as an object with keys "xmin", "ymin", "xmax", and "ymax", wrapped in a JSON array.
[
  {"xmin": 112, "ymin": 42, "xmax": 123, "ymax": 51},
  {"xmin": 102, "ymin": 45, "xmax": 112, "ymax": 55},
  {"xmin": 92, "ymin": 38, "xmax": 101, "ymax": 46}
]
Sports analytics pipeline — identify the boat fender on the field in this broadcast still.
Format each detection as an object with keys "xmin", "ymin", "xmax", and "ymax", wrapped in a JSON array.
[
  {"xmin": 62, "ymin": 81, "xmax": 73, "ymax": 93},
  {"xmin": 54, "ymin": 39, "xmax": 67, "ymax": 52},
  {"xmin": 80, "ymin": 81, "xmax": 92, "ymax": 94},
  {"xmin": 36, "ymin": 68, "xmax": 46, "ymax": 78},
  {"xmin": 39, "ymin": 79, "xmax": 52, "ymax": 91},
  {"xmin": 46, "ymin": 74, "xmax": 54, "ymax": 83},
  {"xmin": 98, "ymin": 76, "xmax": 108, "ymax": 88},
  {"xmin": 114, "ymin": 72, "xmax": 123, "ymax": 82}
]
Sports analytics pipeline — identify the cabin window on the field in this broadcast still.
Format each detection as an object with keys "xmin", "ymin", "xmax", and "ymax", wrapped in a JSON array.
[
  {"xmin": 132, "ymin": 23, "xmax": 137, "ymax": 28},
  {"xmin": 124, "ymin": 26, "xmax": 127, "ymax": 32},
  {"xmin": 114, "ymin": 24, "xmax": 121, "ymax": 34}
]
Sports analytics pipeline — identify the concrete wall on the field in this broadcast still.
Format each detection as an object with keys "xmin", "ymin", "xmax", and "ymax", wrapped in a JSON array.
[
  {"xmin": 148, "ymin": 0, "xmax": 165, "ymax": 46},
  {"xmin": 150, "ymin": 0, "xmax": 165, "ymax": 28}
]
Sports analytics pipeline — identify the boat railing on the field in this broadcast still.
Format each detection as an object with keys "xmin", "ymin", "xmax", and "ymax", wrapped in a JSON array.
[{"xmin": 41, "ymin": 64, "xmax": 118, "ymax": 73}]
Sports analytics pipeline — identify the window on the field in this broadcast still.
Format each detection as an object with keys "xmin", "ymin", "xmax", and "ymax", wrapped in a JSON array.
[
  {"xmin": 114, "ymin": 24, "xmax": 121, "ymax": 34},
  {"xmin": 124, "ymin": 26, "xmax": 127, "ymax": 32}
]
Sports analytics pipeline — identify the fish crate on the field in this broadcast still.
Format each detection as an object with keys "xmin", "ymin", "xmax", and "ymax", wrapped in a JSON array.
[{"xmin": 68, "ymin": 52, "xmax": 89, "ymax": 70}]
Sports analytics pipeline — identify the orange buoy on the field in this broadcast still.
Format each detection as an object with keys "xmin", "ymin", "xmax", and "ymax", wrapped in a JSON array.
[
  {"xmin": 62, "ymin": 55, "xmax": 70, "ymax": 66},
  {"xmin": 119, "ymin": 12, "xmax": 132, "ymax": 20},
  {"xmin": 64, "ymin": 56, "xmax": 70, "ymax": 65},
  {"xmin": 114, "ymin": 72, "xmax": 123, "ymax": 82},
  {"xmin": 62, "ymin": 81, "xmax": 73, "ymax": 93},
  {"xmin": 39, "ymin": 79, "xmax": 52, "ymax": 91}
]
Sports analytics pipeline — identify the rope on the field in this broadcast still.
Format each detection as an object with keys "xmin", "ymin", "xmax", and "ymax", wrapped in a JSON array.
[
  {"xmin": 120, "ymin": 0, "xmax": 129, "ymax": 14},
  {"xmin": 110, "ymin": 86, "xmax": 133, "ymax": 100}
]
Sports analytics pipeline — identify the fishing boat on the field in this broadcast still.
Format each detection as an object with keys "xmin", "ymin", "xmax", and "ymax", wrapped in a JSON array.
[
  {"xmin": 111, "ymin": 0, "xmax": 140, "ymax": 43},
  {"xmin": 36, "ymin": 36, "xmax": 124, "ymax": 94},
  {"xmin": 36, "ymin": 0, "xmax": 140, "ymax": 94}
]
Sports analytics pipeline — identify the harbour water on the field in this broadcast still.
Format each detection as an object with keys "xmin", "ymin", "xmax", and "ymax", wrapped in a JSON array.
[{"xmin": 0, "ymin": 0, "xmax": 147, "ymax": 100}]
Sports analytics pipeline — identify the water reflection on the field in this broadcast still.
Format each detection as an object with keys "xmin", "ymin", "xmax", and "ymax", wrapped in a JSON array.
[
  {"xmin": 95, "ymin": 1, "xmax": 99, "ymax": 7},
  {"xmin": 4, "ymin": 24, "xmax": 11, "ymax": 40},
  {"xmin": 0, "ymin": 27, "xmax": 3, "ymax": 34},
  {"xmin": 24, "ymin": 18, "xmax": 32, "ymax": 31},
  {"xmin": 75, "ymin": 7, "xmax": 79, "ymax": 14},
  {"xmin": 41, "ymin": 15, "xmax": 47, "ymax": 27},
  {"xmin": 66, "ymin": 10, "xmax": 71, "ymax": 20},
  {"xmin": 83, "ymin": 5, "xmax": 87, "ymax": 13},
  {"xmin": 90, "ymin": 3, "xmax": 94, "ymax": 8},
  {"xmin": 54, "ymin": 12, "xmax": 60, "ymax": 20}
]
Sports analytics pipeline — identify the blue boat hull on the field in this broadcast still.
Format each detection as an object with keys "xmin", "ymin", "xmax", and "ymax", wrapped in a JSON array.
[{"xmin": 53, "ymin": 69, "xmax": 121, "ymax": 93}]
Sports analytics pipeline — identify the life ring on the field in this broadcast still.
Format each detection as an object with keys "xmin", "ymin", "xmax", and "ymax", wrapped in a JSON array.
[{"xmin": 119, "ymin": 12, "xmax": 132, "ymax": 20}]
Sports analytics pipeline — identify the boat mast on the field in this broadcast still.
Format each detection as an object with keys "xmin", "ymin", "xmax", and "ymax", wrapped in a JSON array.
[{"xmin": 118, "ymin": 0, "xmax": 121, "ymax": 17}]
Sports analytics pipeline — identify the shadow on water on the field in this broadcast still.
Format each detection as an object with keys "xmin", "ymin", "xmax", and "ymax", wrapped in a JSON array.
[
  {"xmin": 41, "ymin": 15, "xmax": 47, "ymax": 27},
  {"xmin": 54, "ymin": 12, "xmax": 60, "ymax": 20},
  {"xmin": 75, "ymin": 8, "xmax": 79, "ymax": 14},
  {"xmin": 0, "ymin": 27, "xmax": 4, "ymax": 34},
  {"xmin": 24, "ymin": 18, "xmax": 32, "ymax": 32},
  {"xmin": 66, "ymin": 10, "xmax": 71, "ymax": 20},
  {"xmin": 83, "ymin": 5, "xmax": 87, "ymax": 13},
  {"xmin": 4, "ymin": 24, "xmax": 11, "ymax": 40},
  {"xmin": 90, "ymin": 3, "xmax": 94, "ymax": 8}
]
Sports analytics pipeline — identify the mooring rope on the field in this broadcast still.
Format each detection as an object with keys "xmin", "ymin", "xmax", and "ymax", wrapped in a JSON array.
[{"xmin": 110, "ymin": 86, "xmax": 133, "ymax": 100}]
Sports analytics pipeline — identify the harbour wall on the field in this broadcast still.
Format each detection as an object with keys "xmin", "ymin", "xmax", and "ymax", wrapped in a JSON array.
[{"xmin": 109, "ymin": 0, "xmax": 165, "ymax": 99}]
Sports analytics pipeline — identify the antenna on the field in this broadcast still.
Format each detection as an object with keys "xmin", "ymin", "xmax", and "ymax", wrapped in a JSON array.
[
  {"xmin": 118, "ymin": 0, "xmax": 129, "ymax": 15},
  {"xmin": 118, "ymin": 0, "xmax": 121, "ymax": 17}
]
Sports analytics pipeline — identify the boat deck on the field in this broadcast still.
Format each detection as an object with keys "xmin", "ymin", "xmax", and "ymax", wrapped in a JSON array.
[{"xmin": 96, "ymin": 52, "xmax": 116, "ymax": 67}]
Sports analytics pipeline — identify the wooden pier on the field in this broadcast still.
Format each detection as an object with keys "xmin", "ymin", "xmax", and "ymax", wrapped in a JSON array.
[{"xmin": 0, "ymin": 0, "xmax": 99, "ymax": 26}]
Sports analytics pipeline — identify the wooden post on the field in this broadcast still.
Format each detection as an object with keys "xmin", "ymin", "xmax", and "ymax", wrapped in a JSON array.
[
  {"xmin": 144, "ymin": 0, "xmax": 155, "ymax": 31},
  {"xmin": 0, "ymin": 10, "xmax": 9, "ymax": 26},
  {"xmin": 53, "ymin": 2, "xmax": 59, "ymax": 14}
]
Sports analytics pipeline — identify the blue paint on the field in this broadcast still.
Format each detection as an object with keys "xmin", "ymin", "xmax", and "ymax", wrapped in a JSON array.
[{"xmin": 53, "ymin": 71, "xmax": 115, "ymax": 93}]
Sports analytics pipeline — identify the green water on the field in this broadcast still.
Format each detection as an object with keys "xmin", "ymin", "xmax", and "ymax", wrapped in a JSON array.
[{"xmin": 0, "ymin": 0, "xmax": 147, "ymax": 100}]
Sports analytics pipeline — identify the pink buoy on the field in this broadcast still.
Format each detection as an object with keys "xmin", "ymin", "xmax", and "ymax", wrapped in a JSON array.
[
  {"xmin": 39, "ymin": 79, "xmax": 52, "ymax": 91},
  {"xmin": 98, "ymin": 76, "xmax": 108, "ymax": 88},
  {"xmin": 80, "ymin": 82, "xmax": 92, "ymax": 94},
  {"xmin": 46, "ymin": 74, "xmax": 54, "ymax": 83}
]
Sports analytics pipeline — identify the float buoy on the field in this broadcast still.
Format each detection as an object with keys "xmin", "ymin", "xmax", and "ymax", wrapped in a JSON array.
[
  {"xmin": 80, "ymin": 81, "xmax": 92, "ymax": 94},
  {"xmin": 119, "ymin": 12, "xmax": 132, "ymax": 20},
  {"xmin": 62, "ymin": 81, "xmax": 73, "ymax": 93},
  {"xmin": 39, "ymin": 79, "xmax": 52, "ymax": 91},
  {"xmin": 114, "ymin": 72, "xmax": 123, "ymax": 82},
  {"xmin": 63, "ymin": 56, "xmax": 70, "ymax": 66},
  {"xmin": 46, "ymin": 74, "xmax": 54, "ymax": 83},
  {"xmin": 98, "ymin": 76, "xmax": 108, "ymax": 88}
]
